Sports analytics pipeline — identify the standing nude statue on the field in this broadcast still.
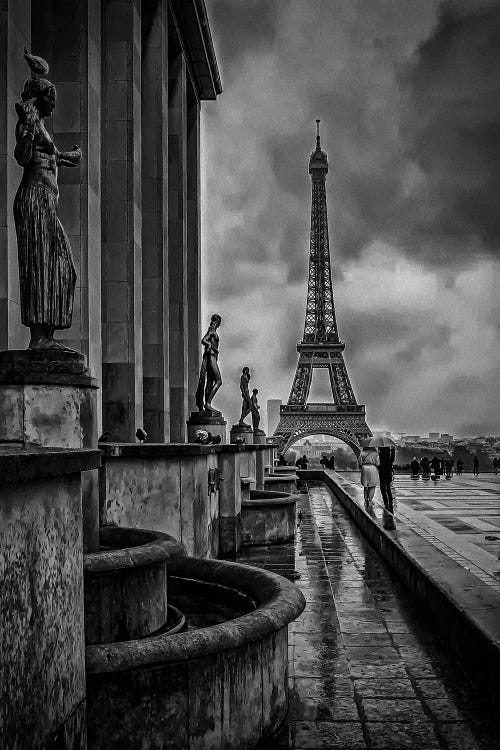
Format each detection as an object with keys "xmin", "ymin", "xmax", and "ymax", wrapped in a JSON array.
[
  {"xmin": 250, "ymin": 388, "xmax": 261, "ymax": 432},
  {"xmin": 195, "ymin": 314, "xmax": 222, "ymax": 413},
  {"xmin": 238, "ymin": 367, "xmax": 252, "ymax": 425},
  {"xmin": 14, "ymin": 48, "xmax": 81, "ymax": 351}
]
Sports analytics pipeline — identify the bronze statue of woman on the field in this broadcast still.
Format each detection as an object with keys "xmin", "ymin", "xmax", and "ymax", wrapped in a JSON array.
[
  {"xmin": 195, "ymin": 314, "xmax": 222, "ymax": 413},
  {"xmin": 14, "ymin": 48, "xmax": 81, "ymax": 351}
]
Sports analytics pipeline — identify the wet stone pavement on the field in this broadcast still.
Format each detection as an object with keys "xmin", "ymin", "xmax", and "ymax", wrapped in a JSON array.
[{"xmin": 240, "ymin": 483, "xmax": 500, "ymax": 750}]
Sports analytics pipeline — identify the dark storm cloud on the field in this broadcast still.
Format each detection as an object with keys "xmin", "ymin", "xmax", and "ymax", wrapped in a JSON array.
[
  {"xmin": 398, "ymin": 0, "xmax": 500, "ymax": 263},
  {"xmin": 202, "ymin": 0, "xmax": 500, "ymax": 434}
]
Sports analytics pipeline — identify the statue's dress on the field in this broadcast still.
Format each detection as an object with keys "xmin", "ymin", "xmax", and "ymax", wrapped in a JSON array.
[{"xmin": 13, "ymin": 120, "xmax": 76, "ymax": 329}]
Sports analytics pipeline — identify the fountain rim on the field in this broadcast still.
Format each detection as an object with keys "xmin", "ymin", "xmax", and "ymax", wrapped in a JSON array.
[
  {"xmin": 84, "ymin": 527, "xmax": 186, "ymax": 574},
  {"xmin": 245, "ymin": 490, "xmax": 299, "ymax": 507},
  {"xmin": 86, "ymin": 556, "xmax": 305, "ymax": 675}
]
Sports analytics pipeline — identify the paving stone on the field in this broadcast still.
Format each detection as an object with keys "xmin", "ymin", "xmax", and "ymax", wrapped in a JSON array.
[
  {"xmin": 424, "ymin": 698, "xmax": 464, "ymax": 722},
  {"xmin": 353, "ymin": 678, "xmax": 417, "ymax": 699},
  {"xmin": 435, "ymin": 723, "xmax": 490, "ymax": 750},
  {"xmin": 345, "ymin": 646, "xmax": 401, "ymax": 665},
  {"xmin": 360, "ymin": 698, "xmax": 427, "ymax": 723},
  {"xmin": 366, "ymin": 721, "xmax": 441, "ymax": 748},
  {"xmin": 294, "ymin": 720, "xmax": 367, "ymax": 748}
]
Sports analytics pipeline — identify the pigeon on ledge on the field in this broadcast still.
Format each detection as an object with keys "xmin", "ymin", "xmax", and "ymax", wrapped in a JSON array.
[{"xmin": 136, "ymin": 428, "xmax": 148, "ymax": 443}]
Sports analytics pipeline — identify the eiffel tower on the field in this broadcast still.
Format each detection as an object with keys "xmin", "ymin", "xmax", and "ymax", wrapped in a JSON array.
[{"xmin": 274, "ymin": 121, "xmax": 371, "ymax": 456}]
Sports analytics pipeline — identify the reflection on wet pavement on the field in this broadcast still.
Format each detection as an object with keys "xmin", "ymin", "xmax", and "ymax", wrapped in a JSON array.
[{"xmin": 240, "ymin": 483, "xmax": 500, "ymax": 749}]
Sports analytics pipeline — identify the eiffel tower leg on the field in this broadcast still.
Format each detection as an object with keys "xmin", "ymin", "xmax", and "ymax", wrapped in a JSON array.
[{"xmin": 287, "ymin": 358, "xmax": 312, "ymax": 406}]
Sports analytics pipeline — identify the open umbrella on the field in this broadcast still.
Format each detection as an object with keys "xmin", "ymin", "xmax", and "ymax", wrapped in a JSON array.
[{"xmin": 363, "ymin": 436, "xmax": 395, "ymax": 448}]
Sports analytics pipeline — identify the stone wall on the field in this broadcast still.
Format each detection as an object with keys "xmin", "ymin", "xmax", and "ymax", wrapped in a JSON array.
[
  {"xmin": 0, "ymin": 447, "xmax": 100, "ymax": 749},
  {"xmin": 100, "ymin": 444, "xmax": 220, "ymax": 558}
]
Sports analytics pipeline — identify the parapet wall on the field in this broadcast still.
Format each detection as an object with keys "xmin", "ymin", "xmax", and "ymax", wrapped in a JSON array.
[{"xmin": 99, "ymin": 443, "xmax": 272, "ymax": 559}]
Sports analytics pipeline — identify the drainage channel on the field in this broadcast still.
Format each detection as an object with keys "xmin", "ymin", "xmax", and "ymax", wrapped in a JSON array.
[{"xmin": 240, "ymin": 482, "xmax": 500, "ymax": 750}]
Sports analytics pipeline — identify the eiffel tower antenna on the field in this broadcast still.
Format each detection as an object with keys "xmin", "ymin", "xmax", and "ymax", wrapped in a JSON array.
[{"xmin": 273, "ymin": 122, "xmax": 371, "ymax": 455}]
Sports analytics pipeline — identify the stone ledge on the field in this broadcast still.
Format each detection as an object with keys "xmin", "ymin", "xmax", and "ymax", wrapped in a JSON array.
[
  {"xmin": 99, "ymin": 442, "xmax": 219, "ymax": 457},
  {"xmin": 0, "ymin": 447, "xmax": 101, "ymax": 484},
  {"xmin": 217, "ymin": 443, "xmax": 268, "ymax": 453},
  {"xmin": 99, "ymin": 442, "xmax": 269, "ymax": 457}
]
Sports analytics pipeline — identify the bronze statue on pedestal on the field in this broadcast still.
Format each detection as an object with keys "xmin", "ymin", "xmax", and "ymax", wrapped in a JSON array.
[
  {"xmin": 14, "ymin": 49, "xmax": 81, "ymax": 351},
  {"xmin": 251, "ymin": 388, "xmax": 261, "ymax": 432},
  {"xmin": 238, "ymin": 366, "xmax": 252, "ymax": 425},
  {"xmin": 195, "ymin": 314, "xmax": 222, "ymax": 414}
]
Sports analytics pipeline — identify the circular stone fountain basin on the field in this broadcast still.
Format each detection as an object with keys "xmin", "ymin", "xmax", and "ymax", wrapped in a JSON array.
[
  {"xmin": 264, "ymin": 473, "xmax": 297, "ymax": 494},
  {"xmin": 86, "ymin": 555, "xmax": 305, "ymax": 750},
  {"xmin": 242, "ymin": 490, "xmax": 298, "ymax": 546},
  {"xmin": 272, "ymin": 466, "xmax": 298, "ymax": 475},
  {"xmin": 84, "ymin": 527, "xmax": 186, "ymax": 645}
]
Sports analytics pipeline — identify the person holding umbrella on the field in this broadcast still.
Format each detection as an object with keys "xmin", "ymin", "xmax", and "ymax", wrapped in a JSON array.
[
  {"xmin": 363, "ymin": 436, "xmax": 396, "ymax": 512},
  {"xmin": 359, "ymin": 442, "xmax": 380, "ymax": 508}
]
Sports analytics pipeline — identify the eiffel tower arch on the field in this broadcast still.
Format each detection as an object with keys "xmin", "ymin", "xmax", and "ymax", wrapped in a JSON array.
[{"xmin": 274, "ymin": 121, "xmax": 371, "ymax": 457}]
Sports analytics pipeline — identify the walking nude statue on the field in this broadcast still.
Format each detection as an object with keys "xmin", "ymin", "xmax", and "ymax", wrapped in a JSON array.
[{"xmin": 195, "ymin": 314, "xmax": 222, "ymax": 414}]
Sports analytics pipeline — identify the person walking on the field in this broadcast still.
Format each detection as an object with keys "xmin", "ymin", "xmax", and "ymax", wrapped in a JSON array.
[
  {"xmin": 492, "ymin": 457, "xmax": 498, "ymax": 476},
  {"xmin": 410, "ymin": 457, "xmax": 420, "ymax": 478},
  {"xmin": 359, "ymin": 447, "xmax": 380, "ymax": 508},
  {"xmin": 444, "ymin": 459, "xmax": 454, "ymax": 478},
  {"xmin": 378, "ymin": 446, "xmax": 395, "ymax": 513},
  {"xmin": 456, "ymin": 459, "xmax": 463, "ymax": 476},
  {"xmin": 430, "ymin": 455, "xmax": 442, "ymax": 478},
  {"xmin": 420, "ymin": 456, "xmax": 430, "ymax": 478},
  {"xmin": 473, "ymin": 455, "xmax": 479, "ymax": 477}
]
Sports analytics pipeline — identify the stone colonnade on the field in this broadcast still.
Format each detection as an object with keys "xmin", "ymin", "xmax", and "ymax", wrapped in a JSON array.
[{"xmin": 0, "ymin": 0, "xmax": 220, "ymax": 441}]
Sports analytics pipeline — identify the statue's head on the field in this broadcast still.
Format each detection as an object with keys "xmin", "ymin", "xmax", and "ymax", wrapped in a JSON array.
[
  {"xmin": 20, "ymin": 48, "xmax": 56, "ymax": 117},
  {"xmin": 210, "ymin": 313, "xmax": 222, "ymax": 328},
  {"xmin": 252, "ymin": 388, "xmax": 258, "ymax": 394},
  {"xmin": 242, "ymin": 366, "xmax": 250, "ymax": 376}
]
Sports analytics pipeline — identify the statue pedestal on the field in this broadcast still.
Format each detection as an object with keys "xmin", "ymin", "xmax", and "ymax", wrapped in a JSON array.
[
  {"xmin": 230, "ymin": 422, "xmax": 254, "ymax": 445},
  {"xmin": 253, "ymin": 429, "xmax": 267, "ymax": 445},
  {"xmin": 187, "ymin": 410, "xmax": 227, "ymax": 443},
  {"xmin": 0, "ymin": 349, "xmax": 99, "ymax": 551}
]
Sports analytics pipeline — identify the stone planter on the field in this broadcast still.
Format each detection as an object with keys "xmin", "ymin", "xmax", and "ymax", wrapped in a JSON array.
[{"xmin": 242, "ymin": 490, "xmax": 298, "ymax": 546}]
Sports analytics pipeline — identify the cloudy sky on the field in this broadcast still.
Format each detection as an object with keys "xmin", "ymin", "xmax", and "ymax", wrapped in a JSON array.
[{"xmin": 200, "ymin": 0, "xmax": 500, "ymax": 437}]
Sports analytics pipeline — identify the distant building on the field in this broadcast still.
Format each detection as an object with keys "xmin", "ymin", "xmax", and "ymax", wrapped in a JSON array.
[
  {"xmin": 405, "ymin": 436, "xmax": 421, "ymax": 444},
  {"xmin": 267, "ymin": 399, "xmax": 282, "ymax": 435},
  {"xmin": 439, "ymin": 433, "xmax": 453, "ymax": 444},
  {"xmin": 429, "ymin": 432, "xmax": 440, "ymax": 441}
]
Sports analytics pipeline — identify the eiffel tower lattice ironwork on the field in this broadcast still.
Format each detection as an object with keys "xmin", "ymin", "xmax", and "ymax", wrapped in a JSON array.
[{"xmin": 274, "ymin": 121, "xmax": 371, "ymax": 455}]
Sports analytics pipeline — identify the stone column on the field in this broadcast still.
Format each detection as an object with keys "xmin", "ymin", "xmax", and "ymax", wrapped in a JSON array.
[
  {"xmin": 167, "ymin": 37, "xmax": 188, "ymax": 442},
  {"xmin": 101, "ymin": 0, "xmax": 143, "ymax": 440},
  {"xmin": 218, "ymin": 448, "xmax": 242, "ymax": 558},
  {"xmin": 141, "ymin": 0, "xmax": 169, "ymax": 441},
  {"xmin": 0, "ymin": 0, "xmax": 30, "ymax": 350},
  {"xmin": 31, "ymin": 0, "xmax": 102, "ymax": 420},
  {"xmin": 255, "ymin": 447, "xmax": 266, "ymax": 490},
  {"xmin": 186, "ymin": 80, "xmax": 201, "ymax": 416}
]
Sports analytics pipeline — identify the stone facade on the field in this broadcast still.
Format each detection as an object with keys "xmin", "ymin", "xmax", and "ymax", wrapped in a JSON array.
[
  {"xmin": 0, "ymin": 447, "xmax": 100, "ymax": 749},
  {"xmin": 0, "ymin": 0, "xmax": 221, "ymax": 442}
]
